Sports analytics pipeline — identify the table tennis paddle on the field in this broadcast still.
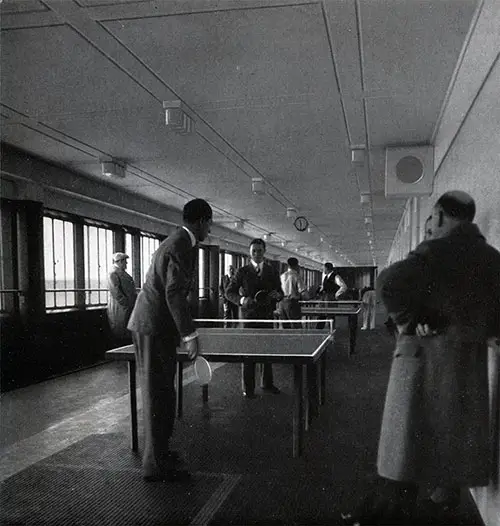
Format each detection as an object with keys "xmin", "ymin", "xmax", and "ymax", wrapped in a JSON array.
[
  {"xmin": 254, "ymin": 290, "xmax": 268, "ymax": 304},
  {"xmin": 194, "ymin": 355, "xmax": 212, "ymax": 385}
]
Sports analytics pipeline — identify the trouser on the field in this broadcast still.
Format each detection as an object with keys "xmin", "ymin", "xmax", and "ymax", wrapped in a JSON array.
[
  {"xmin": 132, "ymin": 331, "xmax": 177, "ymax": 475},
  {"xmin": 278, "ymin": 298, "xmax": 301, "ymax": 329},
  {"xmin": 223, "ymin": 301, "xmax": 239, "ymax": 327},
  {"xmin": 241, "ymin": 317, "xmax": 275, "ymax": 393},
  {"xmin": 242, "ymin": 362, "xmax": 274, "ymax": 393},
  {"xmin": 362, "ymin": 301, "xmax": 376, "ymax": 329}
]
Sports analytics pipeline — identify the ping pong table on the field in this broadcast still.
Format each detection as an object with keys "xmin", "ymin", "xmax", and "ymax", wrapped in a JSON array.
[
  {"xmin": 105, "ymin": 321, "xmax": 334, "ymax": 458},
  {"xmin": 300, "ymin": 301, "xmax": 362, "ymax": 356}
]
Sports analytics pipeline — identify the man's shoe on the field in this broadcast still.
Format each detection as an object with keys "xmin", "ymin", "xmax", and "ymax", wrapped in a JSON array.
[
  {"xmin": 243, "ymin": 391, "xmax": 256, "ymax": 398},
  {"xmin": 144, "ymin": 469, "xmax": 192, "ymax": 483},
  {"xmin": 262, "ymin": 385, "xmax": 281, "ymax": 394}
]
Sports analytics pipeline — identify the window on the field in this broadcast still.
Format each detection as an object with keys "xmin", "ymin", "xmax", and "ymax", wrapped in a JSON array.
[
  {"xmin": 140, "ymin": 235, "xmax": 160, "ymax": 285},
  {"xmin": 44, "ymin": 216, "xmax": 76, "ymax": 309},
  {"xmin": 84, "ymin": 224, "xmax": 113, "ymax": 305},
  {"xmin": 125, "ymin": 232, "xmax": 135, "ymax": 280}
]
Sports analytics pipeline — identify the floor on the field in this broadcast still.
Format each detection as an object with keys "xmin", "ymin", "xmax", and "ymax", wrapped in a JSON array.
[{"xmin": 0, "ymin": 321, "xmax": 485, "ymax": 525}]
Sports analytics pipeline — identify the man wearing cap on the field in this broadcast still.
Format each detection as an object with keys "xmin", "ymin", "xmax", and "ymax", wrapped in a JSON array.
[
  {"xmin": 107, "ymin": 252, "xmax": 137, "ymax": 346},
  {"xmin": 128, "ymin": 198, "xmax": 212, "ymax": 482}
]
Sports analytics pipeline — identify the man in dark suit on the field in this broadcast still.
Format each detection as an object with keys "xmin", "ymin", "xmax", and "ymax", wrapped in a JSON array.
[
  {"xmin": 220, "ymin": 264, "xmax": 238, "ymax": 327},
  {"xmin": 225, "ymin": 238, "xmax": 284, "ymax": 398},
  {"xmin": 127, "ymin": 198, "xmax": 212, "ymax": 482}
]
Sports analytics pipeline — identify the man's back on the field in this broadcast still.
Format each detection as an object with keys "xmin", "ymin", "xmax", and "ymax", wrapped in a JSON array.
[{"xmin": 378, "ymin": 222, "xmax": 500, "ymax": 338}]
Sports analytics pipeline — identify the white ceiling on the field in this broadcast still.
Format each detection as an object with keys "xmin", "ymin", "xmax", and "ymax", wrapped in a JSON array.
[{"xmin": 0, "ymin": 0, "xmax": 479, "ymax": 266}]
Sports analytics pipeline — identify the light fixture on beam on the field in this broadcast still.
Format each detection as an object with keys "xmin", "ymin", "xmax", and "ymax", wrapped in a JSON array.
[
  {"xmin": 234, "ymin": 220, "xmax": 244, "ymax": 230},
  {"xmin": 163, "ymin": 100, "xmax": 194, "ymax": 134},
  {"xmin": 281, "ymin": 240, "xmax": 288, "ymax": 247},
  {"xmin": 364, "ymin": 216, "xmax": 373, "ymax": 224},
  {"xmin": 101, "ymin": 161, "xmax": 125, "ymax": 179},
  {"xmin": 360, "ymin": 193, "xmax": 371, "ymax": 204},
  {"xmin": 286, "ymin": 207, "xmax": 297, "ymax": 218},
  {"xmin": 307, "ymin": 225, "xmax": 314, "ymax": 233},
  {"xmin": 263, "ymin": 233, "xmax": 272, "ymax": 241},
  {"xmin": 351, "ymin": 148, "xmax": 365, "ymax": 166},
  {"xmin": 252, "ymin": 177, "xmax": 266, "ymax": 195}
]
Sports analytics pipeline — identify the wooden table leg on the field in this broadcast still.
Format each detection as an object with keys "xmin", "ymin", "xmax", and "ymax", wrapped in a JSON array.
[
  {"xmin": 176, "ymin": 361, "xmax": 183, "ymax": 418},
  {"xmin": 349, "ymin": 314, "xmax": 358, "ymax": 356},
  {"xmin": 306, "ymin": 363, "xmax": 319, "ymax": 430},
  {"xmin": 320, "ymin": 351, "xmax": 327, "ymax": 406},
  {"xmin": 293, "ymin": 364, "xmax": 304, "ymax": 458},
  {"xmin": 128, "ymin": 361, "xmax": 138, "ymax": 452}
]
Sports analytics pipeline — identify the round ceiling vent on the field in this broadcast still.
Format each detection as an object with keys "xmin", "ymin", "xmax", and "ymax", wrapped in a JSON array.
[{"xmin": 395, "ymin": 155, "xmax": 424, "ymax": 184}]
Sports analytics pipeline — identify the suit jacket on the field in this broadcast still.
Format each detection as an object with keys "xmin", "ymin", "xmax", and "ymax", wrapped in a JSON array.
[
  {"xmin": 226, "ymin": 261, "xmax": 284, "ymax": 319},
  {"xmin": 127, "ymin": 228, "xmax": 197, "ymax": 341},
  {"xmin": 376, "ymin": 222, "xmax": 500, "ymax": 485}
]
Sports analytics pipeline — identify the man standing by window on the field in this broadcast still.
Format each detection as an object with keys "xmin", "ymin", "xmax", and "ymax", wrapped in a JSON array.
[
  {"xmin": 107, "ymin": 252, "xmax": 137, "ymax": 346},
  {"xmin": 220, "ymin": 264, "xmax": 238, "ymax": 327}
]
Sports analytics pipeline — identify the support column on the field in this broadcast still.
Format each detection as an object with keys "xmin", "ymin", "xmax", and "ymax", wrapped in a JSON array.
[{"xmin": 16, "ymin": 200, "xmax": 44, "ymax": 325}]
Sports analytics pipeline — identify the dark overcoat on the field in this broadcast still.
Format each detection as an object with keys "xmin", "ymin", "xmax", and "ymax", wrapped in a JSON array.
[{"xmin": 376, "ymin": 222, "xmax": 500, "ymax": 486}]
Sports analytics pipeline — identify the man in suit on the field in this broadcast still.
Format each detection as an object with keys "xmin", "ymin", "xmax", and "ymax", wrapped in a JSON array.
[
  {"xmin": 220, "ymin": 264, "xmax": 238, "ymax": 327},
  {"xmin": 343, "ymin": 190, "xmax": 500, "ymax": 523},
  {"xmin": 278, "ymin": 257, "xmax": 306, "ymax": 328},
  {"xmin": 127, "ymin": 198, "xmax": 212, "ymax": 482},
  {"xmin": 225, "ymin": 238, "xmax": 284, "ymax": 398}
]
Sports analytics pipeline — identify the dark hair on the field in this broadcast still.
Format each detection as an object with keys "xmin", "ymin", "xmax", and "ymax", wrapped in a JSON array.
[
  {"xmin": 324, "ymin": 262, "xmax": 334, "ymax": 271},
  {"xmin": 183, "ymin": 199, "xmax": 213, "ymax": 224},
  {"xmin": 287, "ymin": 257, "xmax": 299, "ymax": 267},
  {"xmin": 249, "ymin": 238, "xmax": 266, "ymax": 250},
  {"xmin": 436, "ymin": 192, "xmax": 475, "ymax": 222}
]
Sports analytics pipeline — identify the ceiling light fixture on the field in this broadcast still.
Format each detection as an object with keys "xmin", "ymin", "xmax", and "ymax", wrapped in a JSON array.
[
  {"xmin": 351, "ymin": 148, "xmax": 365, "ymax": 166},
  {"xmin": 252, "ymin": 177, "xmax": 266, "ymax": 195},
  {"xmin": 163, "ymin": 100, "xmax": 194, "ymax": 134},
  {"xmin": 234, "ymin": 220, "xmax": 244, "ymax": 230},
  {"xmin": 101, "ymin": 161, "xmax": 125, "ymax": 179},
  {"xmin": 286, "ymin": 207, "xmax": 297, "ymax": 218},
  {"xmin": 360, "ymin": 193, "xmax": 371, "ymax": 204}
]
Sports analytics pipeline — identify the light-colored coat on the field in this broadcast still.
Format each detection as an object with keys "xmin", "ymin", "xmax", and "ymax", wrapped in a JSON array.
[
  {"xmin": 107, "ymin": 267, "xmax": 137, "ymax": 339},
  {"xmin": 376, "ymin": 222, "xmax": 500, "ymax": 486}
]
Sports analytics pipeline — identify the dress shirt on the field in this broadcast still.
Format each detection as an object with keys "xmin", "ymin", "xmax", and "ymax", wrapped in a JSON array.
[{"xmin": 280, "ymin": 269, "xmax": 305, "ymax": 299}]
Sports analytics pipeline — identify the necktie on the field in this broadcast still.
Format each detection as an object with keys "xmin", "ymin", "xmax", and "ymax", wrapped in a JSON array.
[{"xmin": 256, "ymin": 265, "xmax": 261, "ymax": 277}]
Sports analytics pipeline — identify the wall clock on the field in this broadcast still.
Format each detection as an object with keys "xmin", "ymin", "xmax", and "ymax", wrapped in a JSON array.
[{"xmin": 294, "ymin": 216, "xmax": 309, "ymax": 232}]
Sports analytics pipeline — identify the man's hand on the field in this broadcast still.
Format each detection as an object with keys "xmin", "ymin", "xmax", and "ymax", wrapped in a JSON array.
[
  {"xmin": 184, "ymin": 338, "xmax": 199, "ymax": 361},
  {"xmin": 416, "ymin": 323, "xmax": 437, "ymax": 337},
  {"xmin": 268, "ymin": 290, "xmax": 282, "ymax": 301},
  {"xmin": 241, "ymin": 296, "xmax": 256, "ymax": 308}
]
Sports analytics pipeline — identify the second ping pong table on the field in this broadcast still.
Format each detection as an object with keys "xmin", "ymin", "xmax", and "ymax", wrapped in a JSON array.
[
  {"xmin": 105, "ymin": 323, "xmax": 334, "ymax": 458},
  {"xmin": 300, "ymin": 301, "xmax": 362, "ymax": 356}
]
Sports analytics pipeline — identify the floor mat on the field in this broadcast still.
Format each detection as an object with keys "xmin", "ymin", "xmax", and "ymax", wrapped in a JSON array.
[{"xmin": 0, "ymin": 433, "xmax": 236, "ymax": 526}]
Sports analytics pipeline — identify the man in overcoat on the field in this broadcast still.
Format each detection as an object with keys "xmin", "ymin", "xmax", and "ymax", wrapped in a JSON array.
[
  {"xmin": 342, "ymin": 191, "xmax": 500, "ymax": 524},
  {"xmin": 373, "ymin": 190, "xmax": 500, "ymax": 520},
  {"xmin": 225, "ymin": 238, "xmax": 284, "ymax": 397},
  {"xmin": 107, "ymin": 252, "xmax": 137, "ymax": 345},
  {"xmin": 128, "ymin": 198, "xmax": 212, "ymax": 482}
]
